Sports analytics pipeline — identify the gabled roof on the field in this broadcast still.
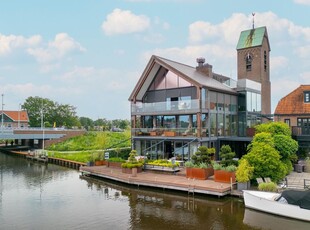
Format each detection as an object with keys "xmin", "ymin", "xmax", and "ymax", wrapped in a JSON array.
[
  {"xmin": 129, "ymin": 55, "xmax": 236, "ymax": 101},
  {"xmin": 236, "ymin": 26, "xmax": 270, "ymax": 50},
  {"xmin": 0, "ymin": 110, "xmax": 29, "ymax": 122},
  {"xmin": 274, "ymin": 85, "xmax": 310, "ymax": 115}
]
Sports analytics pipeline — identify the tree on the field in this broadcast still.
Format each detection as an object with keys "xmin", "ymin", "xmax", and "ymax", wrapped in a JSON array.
[
  {"xmin": 79, "ymin": 117, "xmax": 94, "ymax": 130},
  {"xmin": 244, "ymin": 142, "xmax": 286, "ymax": 182},
  {"xmin": 219, "ymin": 145, "xmax": 237, "ymax": 166},
  {"xmin": 22, "ymin": 96, "xmax": 80, "ymax": 128},
  {"xmin": 245, "ymin": 122, "xmax": 299, "ymax": 181}
]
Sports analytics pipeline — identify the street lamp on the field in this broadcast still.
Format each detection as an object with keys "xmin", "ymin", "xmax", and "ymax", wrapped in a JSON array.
[
  {"xmin": 41, "ymin": 108, "xmax": 45, "ymax": 150},
  {"xmin": 18, "ymin": 103, "xmax": 21, "ymax": 128},
  {"xmin": 1, "ymin": 94, "xmax": 4, "ymax": 133}
]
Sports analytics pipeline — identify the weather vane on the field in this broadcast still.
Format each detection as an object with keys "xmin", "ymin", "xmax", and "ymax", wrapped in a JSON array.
[{"xmin": 252, "ymin": 12, "xmax": 255, "ymax": 29}]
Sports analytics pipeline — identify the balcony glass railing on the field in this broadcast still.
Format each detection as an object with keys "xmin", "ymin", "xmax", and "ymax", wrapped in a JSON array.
[
  {"xmin": 131, "ymin": 127, "xmax": 210, "ymax": 138},
  {"xmin": 131, "ymin": 99, "xmax": 199, "ymax": 114}
]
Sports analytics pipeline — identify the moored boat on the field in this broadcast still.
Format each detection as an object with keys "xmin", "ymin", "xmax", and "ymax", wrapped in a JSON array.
[{"xmin": 243, "ymin": 190, "xmax": 310, "ymax": 222}]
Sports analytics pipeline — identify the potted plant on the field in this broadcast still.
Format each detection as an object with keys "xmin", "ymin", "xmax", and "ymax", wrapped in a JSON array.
[
  {"xmin": 236, "ymin": 158, "xmax": 254, "ymax": 190},
  {"xmin": 185, "ymin": 146, "xmax": 214, "ymax": 180},
  {"xmin": 107, "ymin": 157, "xmax": 126, "ymax": 168},
  {"xmin": 86, "ymin": 153, "xmax": 95, "ymax": 166},
  {"xmin": 121, "ymin": 150, "xmax": 143, "ymax": 176},
  {"xmin": 94, "ymin": 152, "xmax": 106, "ymax": 166},
  {"xmin": 213, "ymin": 162, "xmax": 237, "ymax": 183}
]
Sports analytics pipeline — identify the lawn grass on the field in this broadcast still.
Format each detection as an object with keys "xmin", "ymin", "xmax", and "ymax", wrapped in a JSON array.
[{"xmin": 46, "ymin": 131, "xmax": 132, "ymax": 163}]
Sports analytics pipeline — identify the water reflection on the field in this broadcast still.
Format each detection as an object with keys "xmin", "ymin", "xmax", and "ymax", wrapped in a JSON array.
[
  {"xmin": 1, "ymin": 153, "xmax": 309, "ymax": 230},
  {"xmin": 81, "ymin": 176, "xmax": 248, "ymax": 230}
]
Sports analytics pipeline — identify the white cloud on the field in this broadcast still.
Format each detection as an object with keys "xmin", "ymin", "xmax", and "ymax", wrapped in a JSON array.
[
  {"xmin": 27, "ymin": 33, "xmax": 85, "ymax": 63},
  {"xmin": 0, "ymin": 34, "xmax": 41, "ymax": 55},
  {"xmin": 270, "ymin": 56, "xmax": 289, "ymax": 70},
  {"xmin": 102, "ymin": 8, "xmax": 150, "ymax": 35},
  {"xmin": 294, "ymin": 0, "xmax": 310, "ymax": 5}
]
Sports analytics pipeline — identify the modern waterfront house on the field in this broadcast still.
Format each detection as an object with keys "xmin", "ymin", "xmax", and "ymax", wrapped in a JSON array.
[
  {"xmin": 129, "ymin": 26, "xmax": 271, "ymax": 160},
  {"xmin": 274, "ymin": 85, "xmax": 310, "ymax": 153}
]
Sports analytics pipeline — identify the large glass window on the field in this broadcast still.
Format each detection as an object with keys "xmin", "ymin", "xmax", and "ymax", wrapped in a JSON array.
[
  {"xmin": 230, "ymin": 96, "xmax": 237, "ymax": 112},
  {"xmin": 217, "ymin": 93, "xmax": 224, "ymax": 111},
  {"xmin": 210, "ymin": 91, "xmax": 217, "ymax": 111},
  {"xmin": 230, "ymin": 114, "xmax": 237, "ymax": 136},
  {"xmin": 149, "ymin": 68, "xmax": 192, "ymax": 90},
  {"xmin": 224, "ymin": 114, "xmax": 230, "ymax": 136},
  {"xmin": 163, "ymin": 116, "xmax": 176, "ymax": 129},
  {"xmin": 224, "ymin": 95, "xmax": 230, "ymax": 112},
  {"xmin": 210, "ymin": 113, "xmax": 217, "ymax": 136},
  {"xmin": 218, "ymin": 114, "xmax": 224, "ymax": 136},
  {"xmin": 246, "ymin": 91, "xmax": 261, "ymax": 112}
]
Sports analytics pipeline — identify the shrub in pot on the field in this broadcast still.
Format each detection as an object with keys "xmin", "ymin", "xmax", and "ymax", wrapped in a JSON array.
[{"xmin": 236, "ymin": 158, "xmax": 254, "ymax": 190}]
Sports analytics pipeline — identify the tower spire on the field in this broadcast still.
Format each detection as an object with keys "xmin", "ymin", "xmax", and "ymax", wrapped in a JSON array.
[{"xmin": 252, "ymin": 12, "xmax": 255, "ymax": 29}]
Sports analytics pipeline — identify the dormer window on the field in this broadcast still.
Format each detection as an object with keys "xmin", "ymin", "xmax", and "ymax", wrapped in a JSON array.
[
  {"xmin": 245, "ymin": 53, "xmax": 252, "ymax": 71},
  {"xmin": 305, "ymin": 91, "xmax": 310, "ymax": 103}
]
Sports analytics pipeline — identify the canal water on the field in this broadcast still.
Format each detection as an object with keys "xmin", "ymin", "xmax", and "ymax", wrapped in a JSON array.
[{"xmin": 0, "ymin": 153, "xmax": 309, "ymax": 230}]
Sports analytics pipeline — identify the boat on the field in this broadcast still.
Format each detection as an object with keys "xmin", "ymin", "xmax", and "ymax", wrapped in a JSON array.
[
  {"xmin": 243, "ymin": 208, "xmax": 310, "ymax": 230},
  {"xmin": 243, "ymin": 190, "xmax": 310, "ymax": 222}
]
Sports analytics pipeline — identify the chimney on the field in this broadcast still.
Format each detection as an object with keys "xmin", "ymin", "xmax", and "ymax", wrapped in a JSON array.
[{"xmin": 196, "ymin": 57, "xmax": 213, "ymax": 77}]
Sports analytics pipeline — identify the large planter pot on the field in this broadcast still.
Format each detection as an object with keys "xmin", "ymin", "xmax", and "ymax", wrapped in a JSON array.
[
  {"xmin": 186, "ymin": 167, "xmax": 214, "ymax": 180},
  {"xmin": 107, "ymin": 162, "xmax": 122, "ymax": 168},
  {"xmin": 122, "ymin": 167, "xmax": 143, "ymax": 174},
  {"xmin": 214, "ymin": 170, "xmax": 236, "ymax": 183},
  {"xmin": 237, "ymin": 181, "xmax": 251, "ymax": 191},
  {"xmin": 95, "ymin": 160, "xmax": 106, "ymax": 166},
  {"xmin": 164, "ymin": 131, "xmax": 176, "ymax": 137}
]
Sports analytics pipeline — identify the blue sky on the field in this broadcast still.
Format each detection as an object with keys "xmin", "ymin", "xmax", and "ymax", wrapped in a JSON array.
[{"xmin": 0, "ymin": 0, "xmax": 309, "ymax": 120}]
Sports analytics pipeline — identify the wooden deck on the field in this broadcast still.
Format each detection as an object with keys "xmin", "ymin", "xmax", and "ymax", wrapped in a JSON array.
[{"xmin": 80, "ymin": 166, "xmax": 233, "ymax": 197}]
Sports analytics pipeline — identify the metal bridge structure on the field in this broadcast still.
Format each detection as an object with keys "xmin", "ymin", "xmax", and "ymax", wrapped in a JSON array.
[{"xmin": 0, "ymin": 127, "xmax": 86, "ymax": 148}]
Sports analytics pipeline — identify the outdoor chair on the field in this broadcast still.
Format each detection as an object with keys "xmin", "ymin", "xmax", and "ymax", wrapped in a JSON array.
[
  {"xmin": 264, "ymin": 177, "xmax": 272, "ymax": 183},
  {"xmin": 256, "ymin": 178, "xmax": 264, "ymax": 184}
]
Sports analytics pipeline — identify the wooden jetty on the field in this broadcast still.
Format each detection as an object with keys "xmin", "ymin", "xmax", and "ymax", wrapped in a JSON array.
[{"xmin": 80, "ymin": 166, "xmax": 233, "ymax": 197}]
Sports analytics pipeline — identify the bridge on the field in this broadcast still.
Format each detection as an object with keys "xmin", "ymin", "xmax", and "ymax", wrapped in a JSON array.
[{"xmin": 0, "ymin": 127, "xmax": 86, "ymax": 149}]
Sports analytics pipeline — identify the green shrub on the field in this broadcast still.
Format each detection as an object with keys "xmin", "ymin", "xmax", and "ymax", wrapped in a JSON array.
[
  {"xmin": 121, "ymin": 162, "xmax": 143, "ymax": 169},
  {"xmin": 147, "ymin": 159, "xmax": 179, "ymax": 168},
  {"xmin": 198, "ymin": 162, "xmax": 209, "ymax": 169},
  {"xmin": 191, "ymin": 146, "xmax": 213, "ymax": 165},
  {"xmin": 236, "ymin": 158, "xmax": 254, "ymax": 182},
  {"xmin": 212, "ymin": 162, "xmax": 223, "ymax": 170},
  {"xmin": 219, "ymin": 145, "xmax": 237, "ymax": 167},
  {"xmin": 108, "ymin": 157, "xmax": 126, "ymax": 163},
  {"xmin": 258, "ymin": 182, "xmax": 278, "ymax": 192},
  {"xmin": 225, "ymin": 165, "xmax": 237, "ymax": 172},
  {"xmin": 184, "ymin": 161, "xmax": 195, "ymax": 168}
]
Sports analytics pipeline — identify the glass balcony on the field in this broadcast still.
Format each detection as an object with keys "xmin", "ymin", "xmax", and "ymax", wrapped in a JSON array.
[
  {"xmin": 131, "ymin": 127, "xmax": 210, "ymax": 138},
  {"xmin": 131, "ymin": 99, "xmax": 199, "ymax": 115}
]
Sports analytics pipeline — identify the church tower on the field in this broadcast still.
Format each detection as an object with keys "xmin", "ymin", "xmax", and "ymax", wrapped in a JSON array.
[{"xmin": 236, "ymin": 26, "xmax": 271, "ymax": 116}]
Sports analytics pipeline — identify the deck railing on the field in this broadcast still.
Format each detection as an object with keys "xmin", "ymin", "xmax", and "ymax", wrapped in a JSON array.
[
  {"xmin": 131, "ymin": 99, "xmax": 200, "ymax": 114},
  {"xmin": 291, "ymin": 126, "xmax": 310, "ymax": 136},
  {"xmin": 131, "ymin": 127, "xmax": 207, "ymax": 137}
]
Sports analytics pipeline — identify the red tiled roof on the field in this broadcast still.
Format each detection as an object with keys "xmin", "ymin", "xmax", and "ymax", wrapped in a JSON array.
[
  {"xmin": 274, "ymin": 85, "xmax": 310, "ymax": 114},
  {"xmin": 0, "ymin": 110, "xmax": 29, "ymax": 122}
]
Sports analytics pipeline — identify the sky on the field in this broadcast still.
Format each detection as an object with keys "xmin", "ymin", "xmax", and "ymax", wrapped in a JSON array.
[{"xmin": 0, "ymin": 0, "xmax": 309, "ymax": 120}]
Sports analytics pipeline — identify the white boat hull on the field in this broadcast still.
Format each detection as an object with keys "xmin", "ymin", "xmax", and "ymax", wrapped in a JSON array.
[{"xmin": 243, "ymin": 190, "xmax": 310, "ymax": 222}]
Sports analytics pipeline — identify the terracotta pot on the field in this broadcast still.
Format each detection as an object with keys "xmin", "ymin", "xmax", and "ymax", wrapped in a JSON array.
[
  {"xmin": 164, "ymin": 131, "xmax": 176, "ymax": 137},
  {"xmin": 122, "ymin": 167, "xmax": 143, "ymax": 174},
  {"xmin": 186, "ymin": 167, "xmax": 214, "ymax": 180},
  {"xmin": 214, "ymin": 170, "xmax": 236, "ymax": 183},
  {"xmin": 107, "ymin": 162, "xmax": 122, "ymax": 168},
  {"xmin": 94, "ymin": 160, "xmax": 106, "ymax": 166}
]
